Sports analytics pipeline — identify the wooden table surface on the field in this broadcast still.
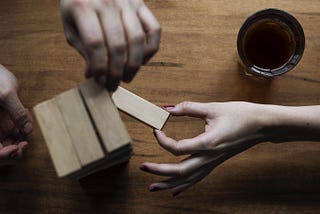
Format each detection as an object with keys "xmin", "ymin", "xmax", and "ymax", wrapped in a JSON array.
[{"xmin": 1, "ymin": 0, "xmax": 320, "ymax": 213}]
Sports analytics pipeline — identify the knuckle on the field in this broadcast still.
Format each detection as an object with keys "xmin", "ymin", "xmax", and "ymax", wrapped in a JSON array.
[
  {"xmin": 180, "ymin": 101, "xmax": 193, "ymax": 111},
  {"xmin": 126, "ymin": 62, "xmax": 140, "ymax": 72},
  {"xmin": 88, "ymin": 60, "xmax": 107, "ymax": 75},
  {"xmin": 101, "ymin": 0, "xmax": 116, "ymax": 7},
  {"xmin": 90, "ymin": 64, "xmax": 107, "ymax": 74},
  {"xmin": 129, "ymin": 33, "xmax": 144, "ymax": 44},
  {"xmin": 67, "ymin": 0, "xmax": 89, "ymax": 9},
  {"xmin": 132, "ymin": 0, "xmax": 143, "ymax": 5},
  {"xmin": 127, "ymin": 0, "xmax": 143, "ymax": 8},
  {"xmin": 201, "ymin": 137, "xmax": 212, "ymax": 150},
  {"xmin": 109, "ymin": 42, "xmax": 126, "ymax": 55},
  {"xmin": 109, "ymin": 70, "xmax": 122, "ymax": 81},
  {"xmin": 0, "ymin": 87, "xmax": 15, "ymax": 102},
  {"xmin": 151, "ymin": 25, "xmax": 161, "ymax": 36},
  {"xmin": 150, "ymin": 43, "xmax": 160, "ymax": 53},
  {"xmin": 14, "ymin": 109, "xmax": 28, "ymax": 124},
  {"xmin": 171, "ymin": 143, "xmax": 182, "ymax": 156},
  {"xmin": 84, "ymin": 36, "xmax": 104, "ymax": 50},
  {"xmin": 206, "ymin": 138, "xmax": 220, "ymax": 151}
]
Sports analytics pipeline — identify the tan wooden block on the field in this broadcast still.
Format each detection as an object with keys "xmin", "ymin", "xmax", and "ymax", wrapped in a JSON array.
[
  {"xmin": 112, "ymin": 87, "xmax": 170, "ymax": 130},
  {"xmin": 34, "ymin": 99, "xmax": 81, "ymax": 177},
  {"xmin": 79, "ymin": 79, "xmax": 131, "ymax": 153},
  {"xmin": 56, "ymin": 88, "xmax": 105, "ymax": 166}
]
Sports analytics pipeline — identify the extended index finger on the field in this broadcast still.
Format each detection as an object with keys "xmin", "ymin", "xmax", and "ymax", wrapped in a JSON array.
[{"xmin": 165, "ymin": 102, "xmax": 209, "ymax": 118}]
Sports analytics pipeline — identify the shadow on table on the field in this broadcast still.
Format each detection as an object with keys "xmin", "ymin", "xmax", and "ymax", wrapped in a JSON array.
[{"xmin": 79, "ymin": 161, "xmax": 131, "ymax": 210}]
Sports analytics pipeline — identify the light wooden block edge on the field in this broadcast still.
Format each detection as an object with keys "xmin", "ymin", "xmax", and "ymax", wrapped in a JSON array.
[
  {"xmin": 79, "ymin": 79, "xmax": 132, "ymax": 153},
  {"xmin": 56, "ymin": 88, "xmax": 105, "ymax": 166},
  {"xmin": 33, "ymin": 99, "xmax": 82, "ymax": 177},
  {"xmin": 112, "ymin": 87, "xmax": 170, "ymax": 130}
]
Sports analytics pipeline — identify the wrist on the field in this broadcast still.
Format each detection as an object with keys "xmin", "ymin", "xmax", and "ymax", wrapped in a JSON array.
[{"xmin": 256, "ymin": 104, "xmax": 320, "ymax": 143}]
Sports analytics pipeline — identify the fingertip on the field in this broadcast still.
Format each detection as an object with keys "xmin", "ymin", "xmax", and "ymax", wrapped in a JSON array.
[
  {"xmin": 153, "ymin": 129, "xmax": 165, "ymax": 139},
  {"xmin": 22, "ymin": 121, "xmax": 33, "ymax": 135},
  {"xmin": 122, "ymin": 73, "xmax": 134, "ymax": 83},
  {"xmin": 153, "ymin": 129, "xmax": 159, "ymax": 138},
  {"xmin": 18, "ymin": 141, "xmax": 28, "ymax": 149},
  {"xmin": 163, "ymin": 105, "xmax": 175, "ymax": 111},
  {"xmin": 173, "ymin": 101, "xmax": 208, "ymax": 118},
  {"xmin": 15, "ymin": 141, "xmax": 27, "ymax": 157},
  {"xmin": 95, "ymin": 74, "xmax": 120, "ymax": 92},
  {"xmin": 149, "ymin": 184, "xmax": 160, "ymax": 192},
  {"xmin": 139, "ymin": 164, "xmax": 151, "ymax": 172},
  {"xmin": 5, "ymin": 95, "xmax": 32, "ymax": 135},
  {"xmin": 154, "ymin": 129, "xmax": 163, "ymax": 135},
  {"xmin": 123, "ymin": 66, "xmax": 139, "ymax": 83},
  {"xmin": 106, "ymin": 78, "xmax": 119, "ymax": 92}
]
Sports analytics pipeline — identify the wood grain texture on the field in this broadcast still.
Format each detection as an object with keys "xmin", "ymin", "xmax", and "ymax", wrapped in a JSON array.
[
  {"xmin": 79, "ymin": 79, "xmax": 131, "ymax": 153},
  {"xmin": 1, "ymin": 0, "xmax": 320, "ymax": 213},
  {"xmin": 33, "ymin": 99, "xmax": 81, "ymax": 177},
  {"xmin": 112, "ymin": 86, "xmax": 170, "ymax": 130},
  {"xmin": 56, "ymin": 88, "xmax": 105, "ymax": 166}
]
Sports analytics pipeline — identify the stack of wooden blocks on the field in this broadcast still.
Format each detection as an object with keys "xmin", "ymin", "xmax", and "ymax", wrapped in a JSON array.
[{"xmin": 34, "ymin": 78, "xmax": 169, "ymax": 179}]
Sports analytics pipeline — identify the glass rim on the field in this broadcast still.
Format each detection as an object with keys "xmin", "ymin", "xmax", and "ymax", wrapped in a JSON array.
[{"xmin": 237, "ymin": 8, "xmax": 305, "ymax": 77}]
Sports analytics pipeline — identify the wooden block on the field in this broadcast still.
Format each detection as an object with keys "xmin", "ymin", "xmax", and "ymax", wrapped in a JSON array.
[
  {"xmin": 111, "ymin": 87, "xmax": 170, "ymax": 130},
  {"xmin": 70, "ymin": 148, "xmax": 132, "ymax": 179},
  {"xmin": 34, "ymin": 99, "xmax": 81, "ymax": 177},
  {"xmin": 56, "ymin": 88, "xmax": 104, "ymax": 166},
  {"xmin": 79, "ymin": 79, "xmax": 131, "ymax": 153}
]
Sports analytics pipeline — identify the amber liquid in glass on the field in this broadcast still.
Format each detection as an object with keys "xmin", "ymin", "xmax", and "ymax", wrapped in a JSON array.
[{"xmin": 243, "ymin": 20, "xmax": 295, "ymax": 70}]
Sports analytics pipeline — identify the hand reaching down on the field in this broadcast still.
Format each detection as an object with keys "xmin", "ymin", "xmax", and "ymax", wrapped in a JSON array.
[{"xmin": 61, "ymin": 0, "xmax": 161, "ymax": 91}]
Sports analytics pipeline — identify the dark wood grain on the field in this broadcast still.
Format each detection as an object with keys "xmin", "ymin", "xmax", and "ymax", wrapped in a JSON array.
[{"xmin": 0, "ymin": 0, "xmax": 320, "ymax": 213}]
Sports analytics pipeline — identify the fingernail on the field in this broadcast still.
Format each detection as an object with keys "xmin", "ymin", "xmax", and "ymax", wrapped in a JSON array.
[
  {"xmin": 23, "ymin": 122, "xmax": 33, "ymax": 135},
  {"xmin": 163, "ymin": 105, "xmax": 175, "ymax": 111},
  {"xmin": 139, "ymin": 165, "xmax": 150, "ymax": 172},
  {"xmin": 149, "ymin": 186, "xmax": 160, "ymax": 192}
]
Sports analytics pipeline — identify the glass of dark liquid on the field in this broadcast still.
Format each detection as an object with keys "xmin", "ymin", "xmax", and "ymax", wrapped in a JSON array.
[{"xmin": 237, "ymin": 8, "xmax": 305, "ymax": 78}]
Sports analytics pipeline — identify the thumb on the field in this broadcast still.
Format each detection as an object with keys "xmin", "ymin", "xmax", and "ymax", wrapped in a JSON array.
[
  {"xmin": 163, "ymin": 102, "xmax": 208, "ymax": 118},
  {"xmin": 3, "ymin": 93, "xmax": 33, "ymax": 135}
]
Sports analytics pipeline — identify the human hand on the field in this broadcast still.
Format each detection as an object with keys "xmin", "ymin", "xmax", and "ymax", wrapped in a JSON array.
[
  {"xmin": 61, "ymin": 0, "xmax": 161, "ymax": 91},
  {"xmin": 0, "ymin": 65, "xmax": 32, "ymax": 166},
  {"xmin": 140, "ymin": 101, "xmax": 269, "ymax": 196}
]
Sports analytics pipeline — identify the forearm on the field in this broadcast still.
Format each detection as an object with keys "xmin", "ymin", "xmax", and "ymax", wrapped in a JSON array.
[{"xmin": 258, "ymin": 104, "xmax": 320, "ymax": 142}]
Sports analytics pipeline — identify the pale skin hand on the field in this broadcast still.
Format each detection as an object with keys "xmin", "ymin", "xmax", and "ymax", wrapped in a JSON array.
[
  {"xmin": 61, "ymin": 0, "xmax": 161, "ymax": 91},
  {"xmin": 0, "ymin": 65, "xmax": 33, "ymax": 166},
  {"xmin": 140, "ymin": 101, "xmax": 320, "ymax": 196}
]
